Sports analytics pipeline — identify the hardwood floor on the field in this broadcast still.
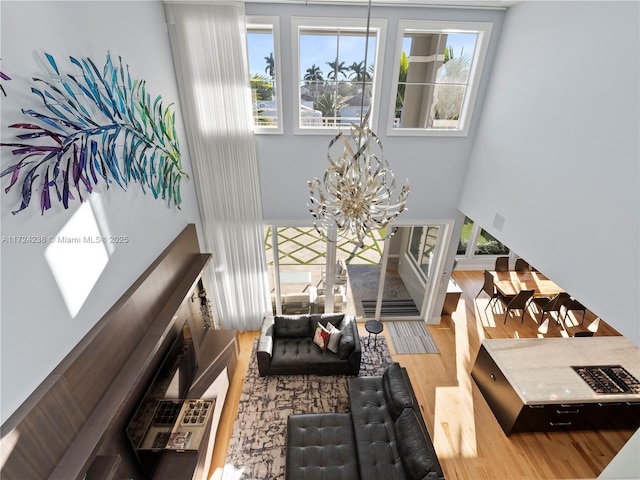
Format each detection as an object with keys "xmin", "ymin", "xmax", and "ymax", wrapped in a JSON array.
[{"xmin": 208, "ymin": 270, "xmax": 634, "ymax": 480}]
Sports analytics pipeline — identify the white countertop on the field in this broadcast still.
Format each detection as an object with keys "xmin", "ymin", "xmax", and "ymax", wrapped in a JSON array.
[{"xmin": 481, "ymin": 337, "xmax": 640, "ymax": 404}]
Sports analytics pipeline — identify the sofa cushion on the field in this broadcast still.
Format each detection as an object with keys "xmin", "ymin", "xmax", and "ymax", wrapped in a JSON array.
[
  {"xmin": 383, "ymin": 362, "xmax": 415, "ymax": 419},
  {"xmin": 347, "ymin": 376, "xmax": 405, "ymax": 479},
  {"xmin": 310, "ymin": 313, "xmax": 345, "ymax": 331},
  {"xmin": 274, "ymin": 315, "xmax": 312, "ymax": 337},
  {"xmin": 286, "ymin": 413, "xmax": 359, "ymax": 480},
  {"xmin": 271, "ymin": 338, "xmax": 347, "ymax": 369},
  {"xmin": 394, "ymin": 409, "xmax": 439, "ymax": 480}
]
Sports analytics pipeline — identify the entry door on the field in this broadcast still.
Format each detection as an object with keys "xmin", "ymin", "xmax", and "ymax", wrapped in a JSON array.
[{"xmin": 398, "ymin": 224, "xmax": 451, "ymax": 322}]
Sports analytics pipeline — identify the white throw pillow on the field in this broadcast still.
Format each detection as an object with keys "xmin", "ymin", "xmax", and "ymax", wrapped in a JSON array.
[{"xmin": 326, "ymin": 322, "xmax": 342, "ymax": 354}]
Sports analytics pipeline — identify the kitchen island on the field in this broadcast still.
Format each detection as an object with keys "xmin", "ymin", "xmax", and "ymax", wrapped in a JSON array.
[{"xmin": 471, "ymin": 336, "xmax": 640, "ymax": 435}]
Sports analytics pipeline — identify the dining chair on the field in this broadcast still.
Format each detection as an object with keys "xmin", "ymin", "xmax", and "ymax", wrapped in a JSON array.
[
  {"xmin": 532, "ymin": 292, "xmax": 571, "ymax": 324},
  {"xmin": 514, "ymin": 258, "xmax": 530, "ymax": 272},
  {"xmin": 475, "ymin": 270, "xmax": 500, "ymax": 311},
  {"xmin": 564, "ymin": 298, "xmax": 587, "ymax": 324},
  {"xmin": 494, "ymin": 256, "xmax": 509, "ymax": 272},
  {"xmin": 499, "ymin": 289, "xmax": 534, "ymax": 323}
]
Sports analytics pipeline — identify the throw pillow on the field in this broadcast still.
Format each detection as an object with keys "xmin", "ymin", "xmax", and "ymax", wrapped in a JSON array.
[
  {"xmin": 312, "ymin": 323, "xmax": 330, "ymax": 351},
  {"xmin": 394, "ymin": 409, "xmax": 438, "ymax": 480},
  {"xmin": 326, "ymin": 322, "xmax": 342, "ymax": 354}
]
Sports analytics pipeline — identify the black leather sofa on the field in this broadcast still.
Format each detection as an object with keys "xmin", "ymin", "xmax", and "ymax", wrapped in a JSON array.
[
  {"xmin": 286, "ymin": 362, "xmax": 445, "ymax": 480},
  {"xmin": 257, "ymin": 313, "xmax": 361, "ymax": 377}
]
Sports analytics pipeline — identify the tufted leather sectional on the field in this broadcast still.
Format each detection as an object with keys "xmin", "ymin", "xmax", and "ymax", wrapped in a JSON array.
[
  {"xmin": 257, "ymin": 313, "xmax": 361, "ymax": 377},
  {"xmin": 286, "ymin": 363, "xmax": 445, "ymax": 480}
]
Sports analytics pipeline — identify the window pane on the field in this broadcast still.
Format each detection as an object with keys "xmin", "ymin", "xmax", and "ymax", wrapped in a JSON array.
[
  {"xmin": 432, "ymin": 84, "xmax": 466, "ymax": 129},
  {"xmin": 298, "ymin": 25, "xmax": 378, "ymax": 129},
  {"xmin": 437, "ymin": 33, "xmax": 476, "ymax": 84},
  {"xmin": 408, "ymin": 226, "xmax": 440, "ymax": 279},
  {"xmin": 391, "ymin": 21, "xmax": 490, "ymax": 134},
  {"xmin": 247, "ymin": 27, "xmax": 279, "ymax": 129},
  {"xmin": 474, "ymin": 229, "xmax": 510, "ymax": 255},
  {"xmin": 457, "ymin": 216, "xmax": 474, "ymax": 255}
]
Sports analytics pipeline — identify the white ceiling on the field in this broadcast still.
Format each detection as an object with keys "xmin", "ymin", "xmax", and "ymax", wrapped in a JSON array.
[{"xmin": 249, "ymin": 0, "xmax": 520, "ymax": 9}]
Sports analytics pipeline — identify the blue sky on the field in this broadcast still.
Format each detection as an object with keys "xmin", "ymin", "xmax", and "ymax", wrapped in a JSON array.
[
  {"xmin": 247, "ymin": 31, "xmax": 377, "ymax": 80},
  {"xmin": 247, "ymin": 32, "xmax": 275, "ymax": 77},
  {"xmin": 247, "ymin": 31, "xmax": 478, "ymax": 79}
]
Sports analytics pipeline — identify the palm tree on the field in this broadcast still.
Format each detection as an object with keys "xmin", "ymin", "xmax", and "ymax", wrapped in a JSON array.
[
  {"xmin": 326, "ymin": 59, "xmax": 348, "ymax": 81},
  {"xmin": 348, "ymin": 61, "xmax": 373, "ymax": 83},
  {"xmin": 396, "ymin": 51, "xmax": 409, "ymax": 117},
  {"xmin": 304, "ymin": 64, "xmax": 324, "ymax": 84},
  {"xmin": 348, "ymin": 61, "xmax": 365, "ymax": 82},
  {"xmin": 313, "ymin": 90, "xmax": 348, "ymax": 126},
  {"xmin": 264, "ymin": 53, "xmax": 275, "ymax": 79},
  {"xmin": 433, "ymin": 46, "xmax": 471, "ymax": 121},
  {"xmin": 251, "ymin": 73, "xmax": 273, "ymax": 101},
  {"xmin": 440, "ymin": 47, "xmax": 470, "ymax": 83},
  {"xmin": 304, "ymin": 64, "xmax": 324, "ymax": 95}
]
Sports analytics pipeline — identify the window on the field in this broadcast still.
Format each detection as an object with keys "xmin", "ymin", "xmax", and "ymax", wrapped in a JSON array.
[
  {"xmin": 246, "ymin": 17, "xmax": 282, "ymax": 133},
  {"xmin": 408, "ymin": 226, "xmax": 441, "ymax": 280},
  {"xmin": 388, "ymin": 20, "xmax": 492, "ymax": 136},
  {"xmin": 456, "ymin": 216, "xmax": 474, "ymax": 255},
  {"xmin": 457, "ymin": 216, "xmax": 509, "ymax": 257},
  {"xmin": 473, "ymin": 229, "xmax": 509, "ymax": 256},
  {"xmin": 292, "ymin": 17, "xmax": 386, "ymax": 134}
]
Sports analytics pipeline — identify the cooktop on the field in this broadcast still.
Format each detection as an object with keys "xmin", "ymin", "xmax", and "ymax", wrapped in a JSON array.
[{"xmin": 572, "ymin": 365, "xmax": 640, "ymax": 394}]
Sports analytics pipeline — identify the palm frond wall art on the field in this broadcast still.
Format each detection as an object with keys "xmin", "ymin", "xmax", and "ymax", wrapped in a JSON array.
[
  {"xmin": 0, "ymin": 71, "xmax": 10, "ymax": 97},
  {"xmin": 1, "ymin": 52, "xmax": 187, "ymax": 215}
]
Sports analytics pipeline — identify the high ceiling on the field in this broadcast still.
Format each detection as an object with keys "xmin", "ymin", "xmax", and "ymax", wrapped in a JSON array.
[{"xmin": 249, "ymin": 0, "xmax": 520, "ymax": 9}]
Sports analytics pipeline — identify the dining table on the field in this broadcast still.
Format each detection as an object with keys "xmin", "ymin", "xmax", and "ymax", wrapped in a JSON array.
[{"xmin": 490, "ymin": 270, "xmax": 564, "ymax": 298}]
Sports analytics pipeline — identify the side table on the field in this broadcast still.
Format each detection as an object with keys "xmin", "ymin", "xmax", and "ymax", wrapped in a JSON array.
[{"xmin": 365, "ymin": 320, "xmax": 383, "ymax": 348}]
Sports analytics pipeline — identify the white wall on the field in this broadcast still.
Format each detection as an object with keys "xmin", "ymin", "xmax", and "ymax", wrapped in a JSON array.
[
  {"xmin": 0, "ymin": 1, "xmax": 202, "ymax": 423},
  {"xmin": 459, "ymin": 1, "xmax": 640, "ymax": 344},
  {"xmin": 246, "ymin": 2, "xmax": 506, "ymax": 224}
]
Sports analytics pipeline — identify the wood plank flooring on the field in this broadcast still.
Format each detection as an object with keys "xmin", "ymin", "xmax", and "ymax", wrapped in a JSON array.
[{"xmin": 208, "ymin": 270, "xmax": 635, "ymax": 480}]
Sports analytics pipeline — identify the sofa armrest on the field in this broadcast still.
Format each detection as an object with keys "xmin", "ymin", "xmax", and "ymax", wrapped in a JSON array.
[
  {"xmin": 345, "ymin": 316, "xmax": 362, "ymax": 375},
  {"xmin": 257, "ymin": 316, "xmax": 275, "ymax": 376}
]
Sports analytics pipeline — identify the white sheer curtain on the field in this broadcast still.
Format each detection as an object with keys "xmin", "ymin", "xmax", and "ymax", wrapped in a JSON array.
[{"xmin": 164, "ymin": 1, "xmax": 271, "ymax": 330}]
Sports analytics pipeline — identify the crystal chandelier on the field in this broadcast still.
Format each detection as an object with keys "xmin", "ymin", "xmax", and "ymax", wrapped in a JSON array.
[{"xmin": 307, "ymin": 0, "xmax": 409, "ymax": 248}]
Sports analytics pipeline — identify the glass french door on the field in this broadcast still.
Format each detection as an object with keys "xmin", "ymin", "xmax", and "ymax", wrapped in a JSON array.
[{"xmin": 264, "ymin": 223, "xmax": 450, "ymax": 321}]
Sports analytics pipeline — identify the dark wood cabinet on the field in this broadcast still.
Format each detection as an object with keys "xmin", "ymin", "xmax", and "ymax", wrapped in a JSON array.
[
  {"xmin": 442, "ymin": 279, "xmax": 462, "ymax": 315},
  {"xmin": 126, "ymin": 325, "xmax": 238, "ymax": 480},
  {"xmin": 471, "ymin": 341, "xmax": 640, "ymax": 436},
  {"xmin": 1, "ymin": 225, "xmax": 239, "ymax": 480},
  {"xmin": 511, "ymin": 402, "xmax": 618, "ymax": 433}
]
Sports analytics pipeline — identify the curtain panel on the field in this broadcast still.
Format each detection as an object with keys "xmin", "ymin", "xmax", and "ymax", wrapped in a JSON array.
[{"xmin": 165, "ymin": 1, "xmax": 270, "ymax": 330}]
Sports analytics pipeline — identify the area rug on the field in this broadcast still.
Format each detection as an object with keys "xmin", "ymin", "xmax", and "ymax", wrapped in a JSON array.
[
  {"xmin": 386, "ymin": 321, "xmax": 440, "ymax": 354},
  {"xmin": 222, "ymin": 336, "xmax": 393, "ymax": 480},
  {"xmin": 362, "ymin": 298, "xmax": 420, "ymax": 317}
]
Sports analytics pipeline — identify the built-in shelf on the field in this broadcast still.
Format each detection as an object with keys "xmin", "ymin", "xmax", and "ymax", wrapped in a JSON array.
[{"xmin": 1, "ymin": 224, "xmax": 237, "ymax": 480}]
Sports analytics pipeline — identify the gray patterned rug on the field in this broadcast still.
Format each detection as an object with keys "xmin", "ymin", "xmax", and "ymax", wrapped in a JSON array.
[
  {"xmin": 222, "ymin": 336, "xmax": 393, "ymax": 480},
  {"xmin": 386, "ymin": 320, "xmax": 440, "ymax": 354}
]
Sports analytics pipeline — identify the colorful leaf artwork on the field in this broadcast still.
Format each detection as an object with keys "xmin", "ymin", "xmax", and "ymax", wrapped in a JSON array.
[
  {"xmin": 0, "ymin": 70, "xmax": 10, "ymax": 96},
  {"xmin": 0, "ymin": 52, "xmax": 187, "ymax": 214}
]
